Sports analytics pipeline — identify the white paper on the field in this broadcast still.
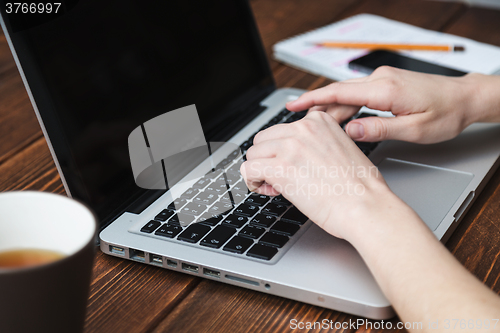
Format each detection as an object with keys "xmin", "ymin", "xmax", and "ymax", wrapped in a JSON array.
[{"xmin": 273, "ymin": 14, "xmax": 500, "ymax": 81}]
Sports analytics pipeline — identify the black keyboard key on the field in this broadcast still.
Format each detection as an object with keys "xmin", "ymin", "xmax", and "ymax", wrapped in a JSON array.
[
  {"xmin": 245, "ymin": 193, "xmax": 270, "ymax": 206},
  {"xmin": 229, "ymin": 191, "xmax": 247, "ymax": 205},
  {"xmin": 209, "ymin": 201, "xmax": 234, "ymax": 215},
  {"xmin": 239, "ymin": 140, "xmax": 252, "ymax": 152},
  {"xmin": 340, "ymin": 119, "xmax": 350, "ymax": 130},
  {"xmin": 227, "ymin": 149, "xmax": 241, "ymax": 161},
  {"xmin": 181, "ymin": 202, "xmax": 208, "ymax": 216},
  {"xmin": 246, "ymin": 244, "xmax": 278, "ymax": 260},
  {"xmin": 218, "ymin": 192, "xmax": 233, "ymax": 204},
  {"xmin": 259, "ymin": 124, "xmax": 272, "ymax": 131},
  {"xmin": 180, "ymin": 188, "xmax": 199, "ymax": 200},
  {"xmin": 169, "ymin": 213, "xmax": 196, "ymax": 227},
  {"xmin": 205, "ymin": 169, "xmax": 223, "ymax": 180},
  {"xmin": 200, "ymin": 225, "xmax": 236, "ymax": 249},
  {"xmin": 270, "ymin": 221, "xmax": 300, "ymax": 236},
  {"xmin": 356, "ymin": 112, "xmax": 378, "ymax": 119},
  {"xmin": 154, "ymin": 209, "xmax": 174, "ymax": 222},
  {"xmin": 205, "ymin": 180, "xmax": 229, "ymax": 195},
  {"xmin": 155, "ymin": 223, "xmax": 183, "ymax": 238},
  {"xmin": 224, "ymin": 172, "xmax": 241, "ymax": 186},
  {"xmin": 260, "ymin": 202, "xmax": 287, "ymax": 216},
  {"xmin": 239, "ymin": 225, "xmax": 265, "ymax": 239},
  {"xmin": 197, "ymin": 212, "xmax": 224, "ymax": 226},
  {"xmin": 192, "ymin": 176, "xmax": 212, "ymax": 189},
  {"xmin": 167, "ymin": 197, "xmax": 188, "ymax": 211},
  {"xmin": 259, "ymin": 232, "xmax": 289, "ymax": 248},
  {"xmin": 193, "ymin": 192, "xmax": 219, "ymax": 205},
  {"xmin": 231, "ymin": 181, "xmax": 249, "ymax": 194},
  {"xmin": 281, "ymin": 207, "xmax": 309, "ymax": 225},
  {"xmin": 248, "ymin": 133, "xmax": 257, "ymax": 143},
  {"xmin": 226, "ymin": 163, "xmax": 242, "ymax": 177},
  {"xmin": 268, "ymin": 115, "xmax": 282, "ymax": 125},
  {"xmin": 250, "ymin": 213, "xmax": 277, "ymax": 228},
  {"xmin": 223, "ymin": 236, "xmax": 254, "ymax": 254},
  {"xmin": 140, "ymin": 220, "xmax": 161, "ymax": 233},
  {"xmin": 278, "ymin": 108, "xmax": 291, "ymax": 118},
  {"xmin": 177, "ymin": 223, "xmax": 211, "ymax": 243},
  {"xmin": 215, "ymin": 158, "xmax": 231, "ymax": 170},
  {"xmin": 284, "ymin": 111, "xmax": 306, "ymax": 123},
  {"xmin": 222, "ymin": 214, "xmax": 249, "ymax": 228},
  {"xmin": 271, "ymin": 195, "xmax": 291, "ymax": 206},
  {"xmin": 355, "ymin": 141, "xmax": 378, "ymax": 151},
  {"xmin": 233, "ymin": 203, "xmax": 259, "ymax": 217}
]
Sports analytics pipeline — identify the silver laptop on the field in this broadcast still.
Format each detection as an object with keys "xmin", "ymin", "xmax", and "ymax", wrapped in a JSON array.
[{"xmin": 2, "ymin": 0, "xmax": 500, "ymax": 319}]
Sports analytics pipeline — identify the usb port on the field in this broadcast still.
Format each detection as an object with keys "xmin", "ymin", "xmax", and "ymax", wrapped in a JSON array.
[
  {"xmin": 166, "ymin": 259, "xmax": 177, "ymax": 268},
  {"xmin": 129, "ymin": 248, "xmax": 146, "ymax": 262},
  {"xmin": 182, "ymin": 263, "xmax": 199, "ymax": 273},
  {"xmin": 203, "ymin": 268, "xmax": 220, "ymax": 278},
  {"xmin": 150, "ymin": 254, "xmax": 163, "ymax": 266},
  {"xmin": 109, "ymin": 245, "xmax": 125, "ymax": 256}
]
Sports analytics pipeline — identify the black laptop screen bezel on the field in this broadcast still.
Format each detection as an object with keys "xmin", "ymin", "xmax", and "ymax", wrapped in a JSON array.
[{"xmin": 0, "ymin": 0, "xmax": 275, "ymax": 229}]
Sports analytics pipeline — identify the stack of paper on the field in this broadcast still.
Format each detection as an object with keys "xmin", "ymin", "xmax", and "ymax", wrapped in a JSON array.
[{"xmin": 273, "ymin": 14, "xmax": 500, "ymax": 81}]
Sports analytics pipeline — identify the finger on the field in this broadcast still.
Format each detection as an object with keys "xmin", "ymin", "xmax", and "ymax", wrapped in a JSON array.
[
  {"xmin": 253, "ymin": 123, "xmax": 293, "ymax": 144},
  {"xmin": 240, "ymin": 161, "xmax": 264, "ymax": 192},
  {"xmin": 240, "ymin": 158, "xmax": 284, "ymax": 192},
  {"xmin": 246, "ymin": 139, "xmax": 282, "ymax": 160},
  {"xmin": 325, "ymin": 104, "xmax": 361, "ymax": 123},
  {"xmin": 251, "ymin": 183, "xmax": 281, "ymax": 196},
  {"xmin": 308, "ymin": 105, "xmax": 327, "ymax": 112},
  {"xmin": 286, "ymin": 80, "xmax": 391, "ymax": 112},
  {"xmin": 345, "ymin": 114, "xmax": 427, "ymax": 142}
]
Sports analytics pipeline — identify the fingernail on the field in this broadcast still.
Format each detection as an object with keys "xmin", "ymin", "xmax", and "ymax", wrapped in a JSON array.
[{"xmin": 347, "ymin": 122, "xmax": 364, "ymax": 139}]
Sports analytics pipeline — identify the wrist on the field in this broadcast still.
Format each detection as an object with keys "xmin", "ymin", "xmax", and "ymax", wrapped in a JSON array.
[
  {"xmin": 335, "ymin": 181, "xmax": 410, "ymax": 244},
  {"xmin": 462, "ymin": 73, "xmax": 500, "ymax": 124}
]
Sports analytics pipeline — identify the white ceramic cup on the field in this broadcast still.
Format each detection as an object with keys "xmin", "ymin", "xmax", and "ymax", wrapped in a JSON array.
[{"xmin": 0, "ymin": 191, "xmax": 97, "ymax": 333}]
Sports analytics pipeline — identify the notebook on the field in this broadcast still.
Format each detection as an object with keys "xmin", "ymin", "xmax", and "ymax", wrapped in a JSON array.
[{"xmin": 273, "ymin": 14, "xmax": 500, "ymax": 81}]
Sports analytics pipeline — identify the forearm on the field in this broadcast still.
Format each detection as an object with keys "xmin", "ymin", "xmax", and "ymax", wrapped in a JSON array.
[
  {"xmin": 343, "ymin": 192, "xmax": 500, "ymax": 332},
  {"xmin": 465, "ymin": 73, "xmax": 500, "ymax": 124}
]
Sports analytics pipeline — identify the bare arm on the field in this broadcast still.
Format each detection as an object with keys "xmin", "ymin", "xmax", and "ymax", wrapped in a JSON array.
[{"xmin": 241, "ymin": 109, "xmax": 500, "ymax": 332}]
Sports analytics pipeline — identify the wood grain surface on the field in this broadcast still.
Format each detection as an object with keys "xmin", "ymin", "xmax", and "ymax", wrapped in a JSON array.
[{"xmin": 1, "ymin": 0, "xmax": 499, "ymax": 332}]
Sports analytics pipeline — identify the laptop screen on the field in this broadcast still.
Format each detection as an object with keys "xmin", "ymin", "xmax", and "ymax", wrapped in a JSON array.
[{"xmin": 1, "ymin": 0, "xmax": 274, "ymax": 225}]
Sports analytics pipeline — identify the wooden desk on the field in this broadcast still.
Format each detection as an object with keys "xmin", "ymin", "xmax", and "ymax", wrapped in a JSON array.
[{"xmin": 1, "ymin": 0, "xmax": 500, "ymax": 332}]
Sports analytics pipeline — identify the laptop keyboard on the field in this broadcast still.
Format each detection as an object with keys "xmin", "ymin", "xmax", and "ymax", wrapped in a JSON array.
[{"xmin": 139, "ymin": 108, "xmax": 379, "ymax": 261}]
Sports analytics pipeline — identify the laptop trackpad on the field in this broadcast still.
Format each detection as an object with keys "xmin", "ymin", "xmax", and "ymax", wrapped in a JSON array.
[{"xmin": 377, "ymin": 158, "xmax": 473, "ymax": 231}]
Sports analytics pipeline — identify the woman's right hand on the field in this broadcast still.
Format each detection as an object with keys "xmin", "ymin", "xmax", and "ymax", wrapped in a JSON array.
[{"xmin": 286, "ymin": 67, "xmax": 500, "ymax": 144}]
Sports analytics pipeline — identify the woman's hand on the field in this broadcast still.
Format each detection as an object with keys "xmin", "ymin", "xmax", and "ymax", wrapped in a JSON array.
[
  {"xmin": 240, "ymin": 110, "xmax": 402, "ymax": 239},
  {"xmin": 286, "ymin": 67, "xmax": 498, "ymax": 144}
]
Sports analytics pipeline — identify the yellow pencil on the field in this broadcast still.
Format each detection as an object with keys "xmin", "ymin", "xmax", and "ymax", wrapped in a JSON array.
[{"xmin": 314, "ymin": 42, "xmax": 465, "ymax": 52}]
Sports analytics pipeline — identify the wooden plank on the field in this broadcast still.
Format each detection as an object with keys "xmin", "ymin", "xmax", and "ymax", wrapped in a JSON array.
[
  {"xmin": 0, "ymin": 67, "xmax": 43, "ymax": 165},
  {"xmin": 442, "ymin": 5, "xmax": 500, "ymax": 295},
  {"xmin": 0, "ymin": 137, "xmax": 64, "ymax": 193},
  {"xmin": 444, "ymin": 6, "xmax": 500, "ymax": 45},
  {"xmin": 249, "ymin": 0, "xmax": 361, "ymax": 70},
  {"xmin": 0, "ymin": 33, "xmax": 16, "ymax": 75},
  {"xmin": 339, "ymin": 0, "xmax": 465, "ymax": 31},
  {"xmin": 84, "ymin": 251, "xmax": 201, "ymax": 333},
  {"xmin": 446, "ymin": 163, "xmax": 500, "ymax": 294},
  {"xmin": 152, "ymin": 279, "xmax": 356, "ymax": 333}
]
